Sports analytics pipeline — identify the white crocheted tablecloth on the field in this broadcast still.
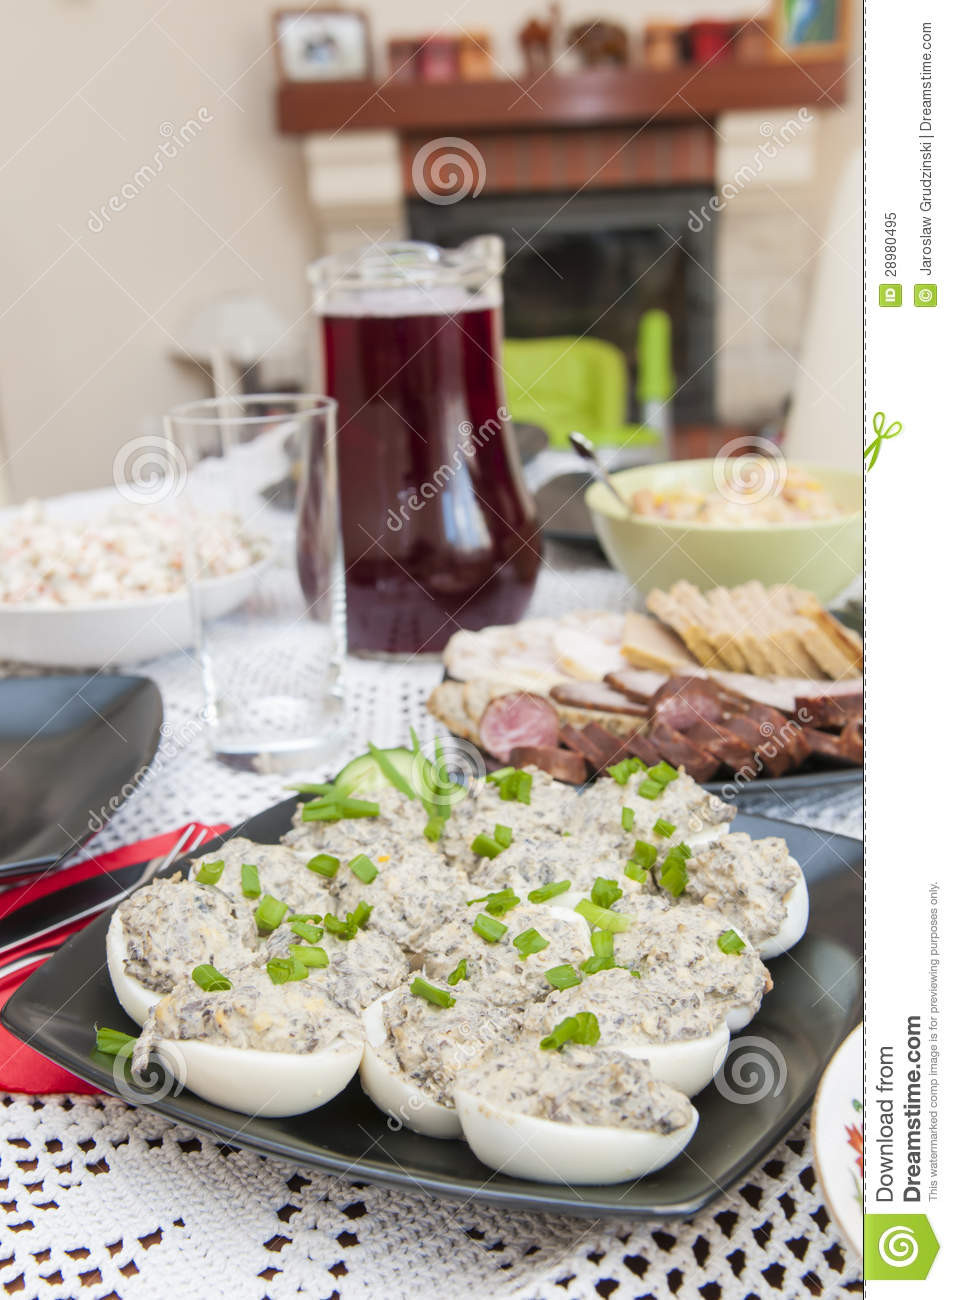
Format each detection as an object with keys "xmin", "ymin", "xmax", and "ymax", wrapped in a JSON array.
[{"xmin": 0, "ymin": 543, "xmax": 863, "ymax": 1300}]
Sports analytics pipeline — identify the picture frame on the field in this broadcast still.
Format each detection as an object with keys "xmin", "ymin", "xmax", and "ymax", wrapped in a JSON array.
[
  {"xmin": 273, "ymin": 8, "xmax": 371, "ymax": 83},
  {"xmin": 772, "ymin": 0, "xmax": 849, "ymax": 60}
]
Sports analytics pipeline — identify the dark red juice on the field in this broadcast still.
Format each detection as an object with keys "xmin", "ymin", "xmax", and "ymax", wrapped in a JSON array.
[{"xmin": 319, "ymin": 304, "xmax": 541, "ymax": 654}]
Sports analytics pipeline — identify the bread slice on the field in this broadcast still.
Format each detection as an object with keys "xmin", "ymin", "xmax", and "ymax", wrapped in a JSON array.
[
  {"xmin": 427, "ymin": 681, "xmax": 482, "ymax": 746},
  {"xmin": 620, "ymin": 611, "xmax": 695, "ymax": 672},
  {"xmin": 647, "ymin": 587, "xmax": 721, "ymax": 666}
]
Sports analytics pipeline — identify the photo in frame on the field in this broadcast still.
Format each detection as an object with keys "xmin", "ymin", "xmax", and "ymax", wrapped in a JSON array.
[
  {"xmin": 274, "ymin": 8, "xmax": 371, "ymax": 82},
  {"xmin": 772, "ymin": 0, "xmax": 849, "ymax": 60}
]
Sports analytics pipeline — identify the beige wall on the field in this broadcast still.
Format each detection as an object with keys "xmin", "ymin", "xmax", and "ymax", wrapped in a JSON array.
[{"xmin": 0, "ymin": 0, "xmax": 851, "ymax": 502}]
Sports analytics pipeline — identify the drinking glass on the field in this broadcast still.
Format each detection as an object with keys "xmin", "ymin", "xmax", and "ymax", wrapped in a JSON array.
[{"xmin": 166, "ymin": 394, "xmax": 345, "ymax": 770}]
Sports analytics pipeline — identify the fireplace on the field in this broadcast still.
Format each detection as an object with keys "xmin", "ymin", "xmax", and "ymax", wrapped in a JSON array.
[{"xmin": 408, "ymin": 186, "xmax": 716, "ymax": 425}]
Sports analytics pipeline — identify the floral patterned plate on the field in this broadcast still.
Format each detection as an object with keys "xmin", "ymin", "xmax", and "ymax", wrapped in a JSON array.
[{"xmin": 811, "ymin": 1022, "xmax": 863, "ymax": 1257}]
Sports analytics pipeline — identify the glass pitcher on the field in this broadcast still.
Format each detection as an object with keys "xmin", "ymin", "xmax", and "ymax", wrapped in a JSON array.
[{"xmin": 307, "ymin": 237, "xmax": 541, "ymax": 656}]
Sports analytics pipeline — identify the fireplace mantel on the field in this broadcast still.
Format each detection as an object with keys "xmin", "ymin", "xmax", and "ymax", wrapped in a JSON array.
[{"xmin": 277, "ymin": 60, "xmax": 846, "ymax": 135}]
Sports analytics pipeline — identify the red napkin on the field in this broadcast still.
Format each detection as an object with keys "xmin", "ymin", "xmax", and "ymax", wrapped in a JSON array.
[{"xmin": 0, "ymin": 823, "xmax": 227, "ymax": 1094}]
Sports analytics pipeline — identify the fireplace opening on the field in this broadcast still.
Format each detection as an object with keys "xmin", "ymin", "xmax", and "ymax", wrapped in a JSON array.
[{"xmin": 408, "ymin": 187, "xmax": 716, "ymax": 427}]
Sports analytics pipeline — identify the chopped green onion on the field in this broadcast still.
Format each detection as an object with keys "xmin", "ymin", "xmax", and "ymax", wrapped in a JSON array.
[
  {"xmin": 447, "ymin": 958, "xmax": 468, "ymax": 985},
  {"xmin": 544, "ymin": 963, "xmax": 582, "ymax": 990},
  {"xmin": 624, "ymin": 861, "xmax": 648, "ymax": 883},
  {"xmin": 513, "ymin": 928, "xmax": 549, "ymax": 959},
  {"xmin": 194, "ymin": 858, "xmax": 224, "ymax": 885},
  {"xmin": 575, "ymin": 899, "xmax": 631, "ymax": 932},
  {"xmin": 590, "ymin": 877, "xmax": 623, "ymax": 909},
  {"xmin": 607, "ymin": 756, "xmax": 646, "ymax": 785},
  {"xmin": 95, "ymin": 1027, "xmax": 137, "ymax": 1056},
  {"xmin": 630, "ymin": 967, "xmax": 642, "ymax": 978},
  {"xmin": 495, "ymin": 769, "xmax": 533, "ymax": 804},
  {"xmin": 653, "ymin": 818, "xmax": 676, "ymax": 838},
  {"xmin": 630, "ymin": 840, "xmax": 658, "ymax": 870},
  {"xmin": 365, "ymin": 741, "xmax": 417, "ymax": 798},
  {"xmin": 540, "ymin": 1011, "xmax": 600, "ymax": 1050},
  {"xmin": 659, "ymin": 850, "xmax": 689, "ymax": 898},
  {"xmin": 717, "ymin": 929, "xmax": 746, "ymax": 955},
  {"xmin": 255, "ymin": 894, "xmax": 288, "ymax": 933},
  {"xmin": 473, "ymin": 912, "xmax": 508, "ymax": 943},
  {"xmin": 470, "ymin": 832, "xmax": 504, "ymax": 859},
  {"xmin": 621, "ymin": 806, "xmax": 635, "ymax": 832},
  {"xmin": 192, "ymin": 964, "xmax": 231, "ymax": 992},
  {"xmin": 289, "ymin": 944, "xmax": 329, "ymax": 968},
  {"xmin": 301, "ymin": 796, "xmax": 380, "ymax": 822},
  {"xmin": 468, "ymin": 887, "xmax": 520, "ymax": 916},
  {"xmin": 240, "ymin": 863, "xmax": 261, "ymax": 898},
  {"xmin": 348, "ymin": 900, "xmax": 373, "ymax": 930},
  {"xmin": 267, "ymin": 955, "xmax": 308, "ymax": 984},
  {"xmin": 324, "ymin": 912, "xmax": 356, "ymax": 940},
  {"xmin": 423, "ymin": 812, "xmax": 445, "ymax": 842},
  {"xmin": 410, "ymin": 977, "xmax": 456, "ymax": 1008},
  {"xmin": 527, "ymin": 880, "xmax": 571, "ymax": 904},
  {"xmin": 487, "ymin": 766, "xmax": 515, "ymax": 784},
  {"xmin": 673, "ymin": 842, "xmax": 693, "ymax": 860},
  {"xmin": 493, "ymin": 823, "xmax": 513, "ymax": 848},
  {"xmin": 307, "ymin": 853, "xmax": 340, "ymax": 878},
  {"xmin": 638, "ymin": 778, "xmax": 663, "ymax": 800},
  {"xmin": 286, "ymin": 781, "xmax": 336, "ymax": 795},
  {"xmin": 286, "ymin": 912, "xmax": 324, "ymax": 923},
  {"xmin": 348, "ymin": 853, "xmax": 379, "ymax": 885},
  {"xmin": 290, "ymin": 919, "xmax": 323, "ymax": 944},
  {"xmin": 581, "ymin": 930, "xmax": 615, "ymax": 975},
  {"xmin": 648, "ymin": 761, "xmax": 678, "ymax": 786},
  {"xmin": 409, "ymin": 726, "xmax": 422, "ymax": 754}
]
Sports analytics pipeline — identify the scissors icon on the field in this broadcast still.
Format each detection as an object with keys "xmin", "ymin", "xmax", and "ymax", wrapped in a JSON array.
[{"xmin": 864, "ymin": 412, "xmax": 902, "ymax": 471}]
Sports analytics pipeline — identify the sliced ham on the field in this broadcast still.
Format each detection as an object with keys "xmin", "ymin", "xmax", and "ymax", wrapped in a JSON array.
[
  {"xmin": 648, "ymin": 722, "xmax": 720, "ymax": 782},
  {"xmin": 742, "ymin": 702, "xmax": 811, "ymax": 766},
  {"xmin": 550, "ymin": 681, "xmax": 647, "ymax": 716},
  {"xmin": 581, "ymin": 723, "xmax": 634, "ymax": 769},
  {"xmin": 839, "ymin": 718, "xmax": 864, "ymax": 764},
  {"xmin": 479, "ymin": 693, "xmax": 560, "ymax": 762},
  {"xmin": 684, "ymin": 718, "xmax": 757, "ymax": 773},
  {"xmin": 559, "ymin": 724, "xmax": 613, "ymax": 772},
  {"xmin": 795, "ymin": 693, "xmax": 863, "ymax": 730},
  {"xmin": 603, "ymin": 668, "xmax": 668, "ymax": 703},
  {"xmin": 721, "ymin": 714, "xmax": 792, "ymax": 778},
  {"xmin": 650, "ymin": 676, "xmax": 727, "ymax": 731},
  {"xmin": 619, "ymin": 731, "xmax": 662, "ymax": 766},
  {"xmin": 508, "ymin": 745, "xmax": 589, "ymax": 784},
  {"xmin": 802, "ymin": 723, "xmax": 864, "ymax": 766}
]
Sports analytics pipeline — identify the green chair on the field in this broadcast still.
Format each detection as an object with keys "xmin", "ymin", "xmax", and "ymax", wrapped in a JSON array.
[{"xmin": 502, "ymin": 335, "xmax": 659, "ymax": 449}]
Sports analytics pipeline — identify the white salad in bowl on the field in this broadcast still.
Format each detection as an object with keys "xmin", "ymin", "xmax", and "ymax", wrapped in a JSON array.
[{"xmin": 0, "ymin": 494, "xmax": 267, "ymax": 667}]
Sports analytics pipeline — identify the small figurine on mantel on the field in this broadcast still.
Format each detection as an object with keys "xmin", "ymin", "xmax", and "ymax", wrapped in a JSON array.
[
  {"xmin": 519, "ymin": 3, "xmax": 562, "ymax": 76},
  {"xmin": 567, "ymin": 18, "xmax": 630, "ymax": 67}
]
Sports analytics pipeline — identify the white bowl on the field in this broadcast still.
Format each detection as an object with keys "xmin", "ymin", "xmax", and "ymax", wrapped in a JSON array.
[{"xmin": 0, "ymin": 562, "xmax": 264, "ymax": 668}]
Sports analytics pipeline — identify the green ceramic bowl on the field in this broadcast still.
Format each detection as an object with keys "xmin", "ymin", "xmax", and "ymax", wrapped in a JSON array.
[{"xmin": 585, "ymin": 460, "xmax": 862, "ymax": 602}]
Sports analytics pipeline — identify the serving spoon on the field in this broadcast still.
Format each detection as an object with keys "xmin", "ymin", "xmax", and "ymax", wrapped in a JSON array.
[{"xmin": 568, "ymin": 432, "xmax": 636, "ymax": 518}]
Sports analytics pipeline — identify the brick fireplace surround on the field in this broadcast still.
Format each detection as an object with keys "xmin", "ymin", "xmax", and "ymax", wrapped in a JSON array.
[{"xmin": 403, "ymin": 122, "xmax": 716, "ymax": 196}]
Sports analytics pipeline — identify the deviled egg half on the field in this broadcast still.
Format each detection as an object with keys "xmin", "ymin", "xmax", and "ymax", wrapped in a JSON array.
[
  {"xmin": 106, "ymin": 877, "xmax": 257, "ymax": 1026},
  {"xmin": 523, "ymin": 967, "xmax": 729, "ymax": 1097},
  {"xmin": 132, "ymin": 967, "xmax": 363, "ymax": 1118},
  {"xmin": 608, "ymin": 894, "xmax": 772, "ymax": 1033},
  {"xmin": 680, "ymin": 834, "xmax": 809, "ymax": 959},
  {"xmin": 454, "ymin": 1041, "xmax": 698, "ymax": 1185},
  {"xmin": 360, "ymin": 984, "xmax": 521, "ymax": 1138}
]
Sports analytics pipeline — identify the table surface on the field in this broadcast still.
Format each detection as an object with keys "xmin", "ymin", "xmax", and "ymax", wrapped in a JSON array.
[{"xmin": 0, "ymin": 541, "xmax": 863, "ymax": 1300}]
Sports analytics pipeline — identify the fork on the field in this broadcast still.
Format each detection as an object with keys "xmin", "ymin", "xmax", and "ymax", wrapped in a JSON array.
[{"xmin": 0, "ymin": 823, "xmax": 215, "ymax": 963}]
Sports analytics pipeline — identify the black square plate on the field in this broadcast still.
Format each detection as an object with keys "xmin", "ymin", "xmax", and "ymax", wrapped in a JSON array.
[
  {"xmin": 1, "ymin": 804, "xmax": 862, "ymax": 1219},
  {"xmin": 0, "ymin": 674, "xmax": 163, "ymax": 880}
]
